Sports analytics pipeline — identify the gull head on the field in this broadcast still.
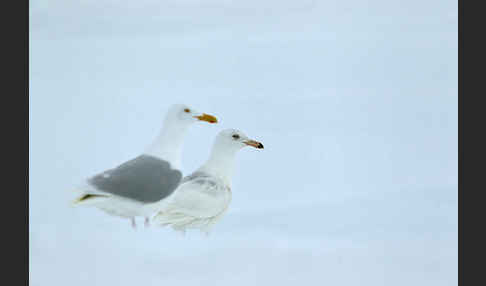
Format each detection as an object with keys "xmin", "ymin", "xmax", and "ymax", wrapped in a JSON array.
[
  {"xmin": 165, "ymin": 104, "xmax": 218, "ymax": 126},
  {"xmin": 214, "ymin": 129, "xmax": 264, "ymax": 152},
  {"xmin": 201, "ymin": 129, "xmax": 264, "ymax": 183}
]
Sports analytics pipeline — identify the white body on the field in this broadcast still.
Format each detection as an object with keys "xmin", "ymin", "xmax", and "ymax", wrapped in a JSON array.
[
  {"xmin": 153, "ymin": 175, "xmax": 232, "ymax": 233},
  {"xmin": 72, "ymin": 104, "xmax": 217, "ymax": 222},
  {"xmin": 152, "ymin": 129, "xmax": 263, "ymax": 234},
  {"xmin": 72, "ymin": 182, "xmax": 173, "ymax": 218}
]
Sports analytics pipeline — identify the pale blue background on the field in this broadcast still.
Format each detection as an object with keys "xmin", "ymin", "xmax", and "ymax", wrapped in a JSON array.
[{"xmin": 29, "ymin": 1, "xmax": 457, "ymax": 285}]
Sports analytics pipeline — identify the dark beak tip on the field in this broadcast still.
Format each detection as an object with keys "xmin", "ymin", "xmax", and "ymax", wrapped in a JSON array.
[{"xmin": 258, "ymin": 143, "xmax": 264, "ymax": 149}]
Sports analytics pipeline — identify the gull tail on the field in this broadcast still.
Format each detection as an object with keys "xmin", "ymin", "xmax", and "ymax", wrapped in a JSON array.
[
  {"xmin": 71, "ymin": 193, "xmax": 109, "ymax": 206},
  {"xmin": 70, "ymin": 181, "xmax": 110, "ymax": 207}
]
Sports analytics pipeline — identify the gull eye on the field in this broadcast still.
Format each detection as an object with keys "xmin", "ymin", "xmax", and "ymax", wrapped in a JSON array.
[
  {"xmin": 184, "ymin": 108, "xmax": 190, "ymax": 113},
  {"xmin": 232, "ymin": 134, "xmax": 240, "ymax": 140}
]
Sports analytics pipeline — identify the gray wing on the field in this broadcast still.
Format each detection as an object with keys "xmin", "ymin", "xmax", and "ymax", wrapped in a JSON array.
[{"xmin": 88, "ymin": 155, "xmax": 182, "ymax": 203}]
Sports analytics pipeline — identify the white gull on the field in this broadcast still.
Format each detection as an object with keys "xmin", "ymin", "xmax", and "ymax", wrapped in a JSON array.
[{"xmin": 152, "ymin": 129, "xmax": 264, "ymax": 234}]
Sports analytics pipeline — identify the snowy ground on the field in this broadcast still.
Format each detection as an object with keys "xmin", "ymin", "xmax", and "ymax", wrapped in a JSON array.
[
  {"xmin": 30, "ymin": 1, "xmax": 457, "ymax": 285},
  {"xmin": 30, "ymin": 187, "xmax": 456, "ymax": 286}
]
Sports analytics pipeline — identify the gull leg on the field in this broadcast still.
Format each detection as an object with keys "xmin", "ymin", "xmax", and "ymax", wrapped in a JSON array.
[
  {"xmin": 202, "ymin": 228, "xmax": 210, "ymax": 237},
  {"xmin": 131, "ymin": 217, "xmax": 137, "ymax": 229},
  {"xmin": 144, "ymin": 217, "xmax": 150, "ymax": 228},
  {"xmin": 173, "ymin": 226, "xmax": 186, "ymax": 236}
]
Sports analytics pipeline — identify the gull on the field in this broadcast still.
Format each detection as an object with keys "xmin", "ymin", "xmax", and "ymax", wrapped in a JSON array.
[
  {"xmin": 72, "ymin": 104, "xmax": 218, "ymax": 228},
  {"xmin": 152, "ymin": 129, "xmax": 264, "ymax": 234}
]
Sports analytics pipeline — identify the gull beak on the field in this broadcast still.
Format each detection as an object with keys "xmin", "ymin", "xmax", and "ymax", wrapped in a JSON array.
[
  {"xmin": 194, "ymin": 113, "xmax": 218, "ymax": 124},
  {"xmin": 244, "ymin": 139, "xmax": 264, "ymax": 149}
]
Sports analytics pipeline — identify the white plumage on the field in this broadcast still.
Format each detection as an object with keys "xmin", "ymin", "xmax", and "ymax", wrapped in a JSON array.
[
  {"xmin": 155, "ymin": 175, "xmax": 232, "ymax": 234},
  {"xmin": 71, "ymin": 104, "xmax": 217, "ymax": 228},
  {"xmin": 153, "ymin": 129, "xmax": 264, "ymax": 234}
]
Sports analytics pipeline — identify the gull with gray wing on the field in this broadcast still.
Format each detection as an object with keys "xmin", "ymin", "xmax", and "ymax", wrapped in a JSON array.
[{"xmin": 72, "ymin": 104, "xmax": 218, "ymax": 228}]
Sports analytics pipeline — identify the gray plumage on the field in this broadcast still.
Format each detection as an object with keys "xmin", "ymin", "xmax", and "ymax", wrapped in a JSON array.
[{"xmin": 88, "ymin": 155, "xmax": 182, "ymax": 203}]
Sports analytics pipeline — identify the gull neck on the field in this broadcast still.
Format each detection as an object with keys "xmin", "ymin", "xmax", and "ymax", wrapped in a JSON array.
[
  {"xmin": 144, "ymin": 119, "xmax": 190, "ymax": 170},
  {"xmin": 199, "ymin": 145, "xmax": 239, "ymax": 186}
]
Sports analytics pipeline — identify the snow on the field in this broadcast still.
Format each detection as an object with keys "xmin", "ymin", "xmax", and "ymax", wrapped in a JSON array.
[{"xmin": 29, "ymin": 0, "xmax": 457, "ymax": 285}]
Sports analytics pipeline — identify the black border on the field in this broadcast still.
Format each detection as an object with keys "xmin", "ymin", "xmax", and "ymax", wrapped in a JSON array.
[
  {"xmin": 459, "ymin": 0, "xmax": 483, "ymax": 285},
  {"xmin": 3, "ymin": 0, "xmax": 29, "ymax": 284},
  {"xmin": 458, "ymin": 0, "xmax": 461, "ymax": 284},
  {"xmin": 26, "ymin": 0, "xmax": 29, "ymax": 283}
]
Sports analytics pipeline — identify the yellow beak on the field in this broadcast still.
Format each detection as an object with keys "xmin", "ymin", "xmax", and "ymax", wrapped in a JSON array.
[{"xmin": 194, "ymin": 113, "xmax": 218, "ymax": 123}]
